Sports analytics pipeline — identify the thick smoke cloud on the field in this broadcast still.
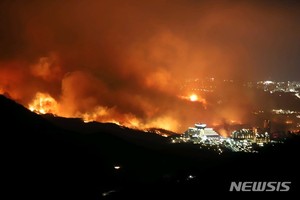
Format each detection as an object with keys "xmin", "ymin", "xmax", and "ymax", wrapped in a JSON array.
[{"xmin": 1, "ymin": 0, "xmax": 299, "ymax": 132}]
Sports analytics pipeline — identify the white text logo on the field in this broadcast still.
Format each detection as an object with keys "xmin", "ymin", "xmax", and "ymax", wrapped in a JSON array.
[{"xmin": 229, "ymin": 181, "xmax": 291, "ymax": 192}]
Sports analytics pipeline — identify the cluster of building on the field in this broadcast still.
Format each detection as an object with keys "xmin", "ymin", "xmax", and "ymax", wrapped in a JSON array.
[
  {"xmin": 171, "ymin": 120, "xmax": 283, "ymax": 153},
  {"xmin": 231, "ymin": 120, "xmax": 271, "ymax": 145},
  {"xmin": 173, "ymin": 123, "xmax": 225, "ymax": 154}
]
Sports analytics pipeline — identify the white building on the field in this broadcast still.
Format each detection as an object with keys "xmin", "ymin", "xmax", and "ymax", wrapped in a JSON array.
[{"xmin": 186, "ymin": 123, "xmax": 220, "ymax": 140}]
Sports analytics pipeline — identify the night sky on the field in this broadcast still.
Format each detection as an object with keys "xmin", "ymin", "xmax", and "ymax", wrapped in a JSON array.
[{"xmin": 0, "ymin": 0, "xmax": 299, "ymax": 131}]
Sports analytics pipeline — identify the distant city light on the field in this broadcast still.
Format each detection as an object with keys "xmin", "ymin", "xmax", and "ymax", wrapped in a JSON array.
[
  {"xmin": 263, "ymin": 81, "xmax": 274, "ymax": 85},
  {"xmin": 272, "ymin": 109, "xmax": 300, "ymax": 115},
  {"xmin": 102, "ymin": 190, "xmax": 116, "ymax": 197},
  {"xmin": 114, "ymin": 165, "xmax": 121, "ymax": 170},
  {"xmin": 188, "ymin": 175, "xmax": 195, "ymax": 179}
]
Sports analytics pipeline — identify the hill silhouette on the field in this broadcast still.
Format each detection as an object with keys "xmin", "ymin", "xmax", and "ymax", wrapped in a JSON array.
[{"xmin": 1, "ymin": 95, "xmax": 300, "ymax": 199}]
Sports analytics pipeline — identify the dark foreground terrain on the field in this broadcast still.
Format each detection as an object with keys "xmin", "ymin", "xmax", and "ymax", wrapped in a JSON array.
[{"xmin": 1, "ymin": 95, "xmax": 300, "ymax": 199}]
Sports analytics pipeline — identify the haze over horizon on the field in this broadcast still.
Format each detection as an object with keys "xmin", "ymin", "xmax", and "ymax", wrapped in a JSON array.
[{"xmin": 1, "ymin": 0, "xmax": 299, "ymax": 132}]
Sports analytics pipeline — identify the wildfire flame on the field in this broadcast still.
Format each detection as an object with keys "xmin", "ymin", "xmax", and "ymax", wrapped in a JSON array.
[
  {"xmin": 27, "ymin": 92, "xmax": 180, "ymax": 132},
  {"xmin": 189, "ymin": 94, "xmax": 198, "ymax": 102},
  {"xmin": 178, "ymin": 93, "xmax": 207, "ymax": 108},
  {"xmin": 28, "ymin": 92, "xmax": 58, "ymax": 114}
]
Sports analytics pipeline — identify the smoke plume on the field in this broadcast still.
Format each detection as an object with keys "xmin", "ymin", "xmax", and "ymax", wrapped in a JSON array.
[{"xmin": 1, "ymin": 0, "xmax": 299, "ymax": 132}]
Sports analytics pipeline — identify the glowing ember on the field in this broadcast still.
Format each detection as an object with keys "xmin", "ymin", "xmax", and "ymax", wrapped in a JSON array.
[
  {"xmin": 189, "ymin": 94, "xmax": 198, "ymax": 102},
  {"xmin": 229, "ymin": 120, "xmax": 242, "ymax": 124},
  {"xmin": 28, "ymin": 92, "xmax": 58, "ymax": 114},
  {"xmin": 178, "ymin": 94, "xmax": 207, "ymax": 109}
]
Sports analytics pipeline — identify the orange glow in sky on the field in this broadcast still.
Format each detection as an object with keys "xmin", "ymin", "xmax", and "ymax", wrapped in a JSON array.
[{"xmin": 2, "ymin": 0, "xmax": 299, "ymax": 133}]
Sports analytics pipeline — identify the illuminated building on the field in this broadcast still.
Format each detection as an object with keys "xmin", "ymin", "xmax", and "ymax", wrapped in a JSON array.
[
  {"xmin": 185, "ymin": 123, "xmax": 220, "ymax": 140},
  {"xmin": 254, "ymin": 132, "xmax": 270, "ymax": 144},
  {"xmin": 231, "ymin": 129, "xmax": 254, "ymax": 139},
  {"xmin": 231, "ymin": 127, "xmax": 270, "ymax": 144}
]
